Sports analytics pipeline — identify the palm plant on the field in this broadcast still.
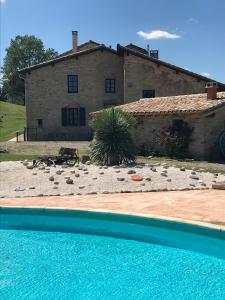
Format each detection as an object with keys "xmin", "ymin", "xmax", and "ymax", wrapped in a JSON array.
[{"xmin": 90, "ymin": 108, "xmax": 136, "ymax": 165}]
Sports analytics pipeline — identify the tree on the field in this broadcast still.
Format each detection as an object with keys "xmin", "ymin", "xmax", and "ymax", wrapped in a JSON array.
[
  {"xmin": 2, "ymin": 35, "xmax": 58, "ymax": 104},
  {"xmin": 90, "ymin": 108, "xmax": 136, "ymax": 165}
]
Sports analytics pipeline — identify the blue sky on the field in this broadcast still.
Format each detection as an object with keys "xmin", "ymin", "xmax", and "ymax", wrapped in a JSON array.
[{"xmin": 1, "ymin": 0, "xmax": 225, "ymax": 82}]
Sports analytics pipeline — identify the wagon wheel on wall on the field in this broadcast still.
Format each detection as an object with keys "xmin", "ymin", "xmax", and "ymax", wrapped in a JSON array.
[{"xmin": 219, "ymin": 131, "xmax": 225, "ymax": 158}]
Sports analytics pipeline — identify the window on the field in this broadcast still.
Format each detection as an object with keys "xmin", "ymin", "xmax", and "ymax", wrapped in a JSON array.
[
  {"xmin": 67, "ymin": 75, "xmax": 78, "ymax": 93},
  {"xmin": 61, "ymin": 108, "xmax": 85, "ymax": 126},
  {"xmin": 142, "ymin": 90, "xmax": 155, "ymax": 98},
  {"xmin": 105, "ymin": 79, "xmax": 115, "ymax": 93},
  {"xmin": 37, "ymin": 119, "xmax": 43, "ymax": 128}
]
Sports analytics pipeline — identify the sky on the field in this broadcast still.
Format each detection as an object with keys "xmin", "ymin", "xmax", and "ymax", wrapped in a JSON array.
[{"xmin": 0, "ymin": 0, "xmax": 225, "ymax": 82}]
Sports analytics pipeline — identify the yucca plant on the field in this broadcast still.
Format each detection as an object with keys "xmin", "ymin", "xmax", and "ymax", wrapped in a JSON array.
[{"xmin": 90, "ymin": 108, "xmax": 136, "ymax": 165}]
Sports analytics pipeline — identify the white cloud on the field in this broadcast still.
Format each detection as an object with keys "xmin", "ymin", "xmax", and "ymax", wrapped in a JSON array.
[
  {"xmin": 187, "ymin": 18, "xmax": 199, "ymax": 23},
  {"xmin": 0, "ymin": 0, "xmax": 6, "ymax": 3},
  {"xmin": 137, "ymin": 30, "xmax": 181, "ymax": 40},
  {"xmin": 201, "ymin": 72, "xmax": 210, "ymax": 78}
]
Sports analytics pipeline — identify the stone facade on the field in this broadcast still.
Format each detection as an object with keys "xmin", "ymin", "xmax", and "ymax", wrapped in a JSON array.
[{"xmin": 21, "ymin": 36, "xmax": 225, "ymax": 141}]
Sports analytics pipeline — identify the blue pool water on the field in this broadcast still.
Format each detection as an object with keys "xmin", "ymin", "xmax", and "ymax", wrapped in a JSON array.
[{"xmin": 0, "ymin": 208, "xmax": 225, "ymax": 299}]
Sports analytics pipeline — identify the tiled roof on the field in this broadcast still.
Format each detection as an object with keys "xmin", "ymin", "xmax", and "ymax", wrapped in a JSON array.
[{"xmin": 116, "ymin": 92, "xmax": 225, "ymax": 116}]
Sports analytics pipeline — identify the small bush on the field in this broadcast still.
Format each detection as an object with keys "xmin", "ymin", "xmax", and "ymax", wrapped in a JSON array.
[{"xmin": 90, "ymin": 108, "xmax": 136, "ymax": 165}]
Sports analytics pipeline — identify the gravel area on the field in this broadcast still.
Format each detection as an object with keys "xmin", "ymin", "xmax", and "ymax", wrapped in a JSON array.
[{"xmin": 1, "ymin": 161, "xmax": 225, "ymax": 198}]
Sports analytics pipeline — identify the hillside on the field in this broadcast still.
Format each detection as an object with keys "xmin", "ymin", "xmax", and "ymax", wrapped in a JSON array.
[{"xmin": 0, "ymin": 101, "xmax": 26, "ymax": 141}]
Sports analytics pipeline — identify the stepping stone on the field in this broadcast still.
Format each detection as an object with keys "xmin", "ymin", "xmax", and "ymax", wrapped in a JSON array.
[{"xmin": 127, "ymin": 170, "xmax": 136, "ymax": 174}]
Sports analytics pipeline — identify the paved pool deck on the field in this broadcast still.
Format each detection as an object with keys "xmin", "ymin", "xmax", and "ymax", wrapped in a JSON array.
[{"xmin": 0, "ymin": 189, "xmax": 225, "ymax": 230}]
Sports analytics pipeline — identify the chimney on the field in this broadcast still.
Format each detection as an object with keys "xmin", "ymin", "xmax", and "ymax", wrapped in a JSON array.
[
  {"xmin": 205, "ymin": 82, "xmax": 218, "ymax": 100},
  {"xmin": 72, "ymin": 31, "xmax": 78, "ymax": 52},
  {"xmin": 150, "ymin": 50, "xmax": 159, "ymax": 59}
]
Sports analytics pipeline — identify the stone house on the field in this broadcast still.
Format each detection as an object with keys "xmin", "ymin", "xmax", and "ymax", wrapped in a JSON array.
[
  {"xmin": 115, "ymin": 86, "xmax": 225, "ymax": 159},
  {"xmin": 19, "ymin": 31, "xmax": 225, "ymax": 141}
]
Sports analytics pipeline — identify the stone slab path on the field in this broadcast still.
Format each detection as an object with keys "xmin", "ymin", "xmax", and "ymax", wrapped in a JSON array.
[{"xmin": 1, "ymin": 190, "xmax": 225, "ymax": 230}]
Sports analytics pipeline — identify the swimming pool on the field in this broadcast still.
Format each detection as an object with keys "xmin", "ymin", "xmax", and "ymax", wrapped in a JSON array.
[{"xmin": 0, "ymin": 208, "xmax": 225, "ymax": 299}]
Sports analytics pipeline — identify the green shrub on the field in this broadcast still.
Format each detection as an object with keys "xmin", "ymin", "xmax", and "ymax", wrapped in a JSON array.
[{"xmin": 90, "ymin": 108, "xmax": 136, "ymax": 165}]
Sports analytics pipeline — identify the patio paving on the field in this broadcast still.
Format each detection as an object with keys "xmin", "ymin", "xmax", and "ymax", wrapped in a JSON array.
[{"xmin": 0, "ymin": 189, "xmax": 225, "ymax": 230}]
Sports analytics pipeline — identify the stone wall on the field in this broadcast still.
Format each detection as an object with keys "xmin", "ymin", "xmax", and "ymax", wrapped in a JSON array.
[
  {"xmin": 25, "ymin": 50, "xmax": 123, "ymax": 140},
  {"xmin": 124, "ymin": 54, "xmax": 207, "ymax": 103},
  {"xmin": 131, "ymin": 114, "xmax": 208, "ymax": 159}
]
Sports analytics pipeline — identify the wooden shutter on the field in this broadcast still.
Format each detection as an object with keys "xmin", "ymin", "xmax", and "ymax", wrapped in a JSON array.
[
  {"xmin": 61, "ymin": 108, "xmax": 67, "ymax": 126},
  {"xmin": 79, "ymin": 108, "xmax": 86, "ymax": 126}
]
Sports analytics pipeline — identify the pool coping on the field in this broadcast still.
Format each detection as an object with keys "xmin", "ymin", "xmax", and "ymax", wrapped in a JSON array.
[{"xmin": 1, "ymin": 190, "xmax": 225, "ymax": 232}]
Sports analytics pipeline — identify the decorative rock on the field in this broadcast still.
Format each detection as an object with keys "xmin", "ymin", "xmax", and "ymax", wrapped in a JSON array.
[
  {"xmin": 99, "ymin": 172, "xmax": 104, "ymax": 175},
  {"xmin": 92, "ymin": 177, "xmax": 97, "ymax": 180},
  {"xmin": 64, "ymin": 176, "xmax": 70, "ymax": 179},
  {"xmin": 115, "ymin": 170, "xmax": 120, "ymax": 173},
  {"xmin": 66, "ymin": 178, "xmax": 73, "ymax": 184},
  {"xmin": 141, "ymin": 183, "xmax": 145, "ymax": 186},
  {"xmin": 32, "ymin": 172, "xmax": 37, "ymax": 175},
  {"xmin": 54, "ymin": 182, "xmax": 59, "ymax": 185},
  {"xmin": 29, "ymin": 186, "xmax": 35, "ymax": 189},
  {"xmin": 189, "ymin": 183, "xmax": 195, "ymax": 187},
  {"xmin": 103, "ymin": 166, "xmax": 108, "ymax": 169},
  {"xmin": 43, "ymin": 170, "xmax": 50, "ymax": 173},
  {"xmin": 180, "ymin": 167, "xmax": 186, "ymax": 171},
  {"xmin": 151, "ymin": 168, "xmax": 157, "ymax": 172},
  {"xmin": 37, "ymin": 194, "xmax": 43, "ymax": 197},
  {"xmin": 27, "ymin": 165, "xmax": 34, "ymax": 170},
  {"xmin": 85, "ymin": 161, "xmax": 91, "ymax": 165},
  {"xmin": 23, "ymin": 161, "xmax": 28, "ymax": 166},
  {"xmin": 167, "ymin": 179, "xmax": 172, "ymax": 182},
  {"xmin": 113, "ymin": 165, "xmax": 120, "ymax": 169},
  {"xmin": 49, "ymin": 176, "xmax": 54, "ymax": 181},
  {"xmin": 161, "ymin": 173, "xmax": 167, "ymax": 177},
  {"xmin": 127, "ymin": 170, "xmax": 136, "ymax": 174},
  {"xmin": 145, "ymin": 177, "xmax": 151, "ymax": 181},
  {"xmin": 79, "ymin": 186, "xmax": 85, "ymax": 189},
  {"xmin": 163, "ymin": 165, "xmax": 169, "ymax": 169},
  {"xmin": 53, "ymin": 186, "xmax": 58, "ymax": 189},
  {"xmin": 84, "ymin": 171, "xmax": 89, "ymax": 174},
  {"xmin": 191, "ymin": 171, "xmax": 196, "ymax": 175},
  {"xmin": 212, "ymin": 181, "xmax": 225, "ymax": 190},
  {"xmin": 131, "ymin": 175, "xmax": 143, "ymax": 181},
  {"xmin": 75, "ymin": 173, "xmax": 80, "ymax": 177},
  {"xmin": 56, "ymin": 170, "xmax": 62, "ymax": 175},
  {"xmin": 103, "ymin": 191, "xmax": 109, "ymax": 194},
  {"xmin": 38, "ymin": 166, "xmax": 45, "ymax": 170},
  {"xmin": 190, "ymin": 175, "xmax": 199, "ymax": 180},
  {"xmin": 80, "ymin": 155, "xmax": 90, "ymax": 164},
  {"xmin": 87, "ymin": 192, "xmax": 97, "ymax": 195},
  {"xmin": 70, "ymin": 170, "xmax": 75, "ymax": 174},
  {"xmin": 117, "ymin": 177, "xmax": 125, "ymax": 181}
]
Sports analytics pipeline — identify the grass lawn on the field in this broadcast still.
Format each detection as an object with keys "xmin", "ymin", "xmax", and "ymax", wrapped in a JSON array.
[
  {"xmin": 0, "ymin": 154, "xmax": 39, "ymax": 162},
  {"xmin": 0, "ymin": 101, "xmax": 26, "ymax": 142},
  {"xmin": 137, "ymin": 156, "xmax": 225, "ymax": 175}
]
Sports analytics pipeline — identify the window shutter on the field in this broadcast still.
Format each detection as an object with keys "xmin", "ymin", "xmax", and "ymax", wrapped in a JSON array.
[
  {"xmin": 79, "ymin": 108, "xmax": 86, "ymax": 126},
  {"xmin": 61, "ymin": 108, "xmax": 67, "ymax": 126}
]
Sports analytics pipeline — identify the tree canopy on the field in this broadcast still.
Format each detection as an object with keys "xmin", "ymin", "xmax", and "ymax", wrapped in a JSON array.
[{"xmin": 1, "ymin": 35, "xmax": 58, "ymax": 104}]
